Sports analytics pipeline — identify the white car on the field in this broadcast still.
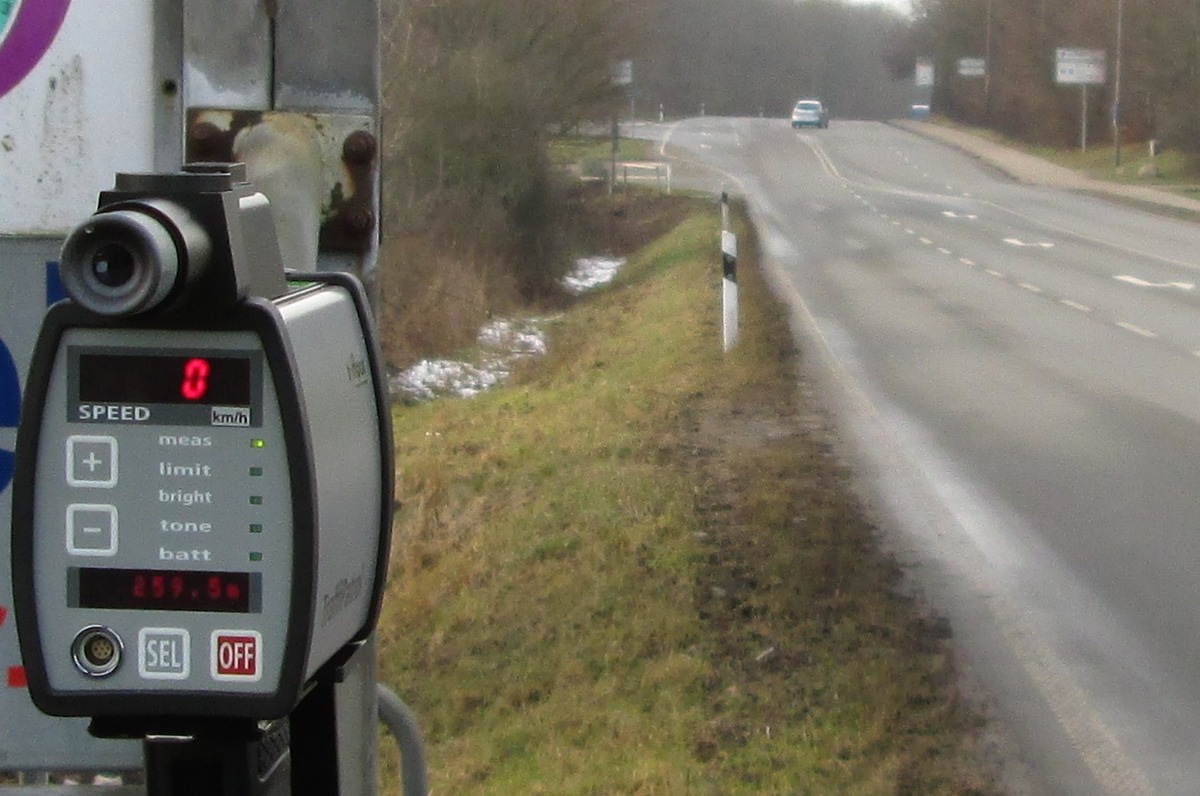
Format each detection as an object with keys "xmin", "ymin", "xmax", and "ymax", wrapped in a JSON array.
[{"xmin": 791, "ymin": 99, "xmax": 829, "ymax": 129}]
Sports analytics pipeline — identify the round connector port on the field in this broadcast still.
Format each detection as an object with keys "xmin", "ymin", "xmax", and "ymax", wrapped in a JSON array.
[{"xmin": 71, "ymin": 626, "xmax": 123, "ymax": 678}]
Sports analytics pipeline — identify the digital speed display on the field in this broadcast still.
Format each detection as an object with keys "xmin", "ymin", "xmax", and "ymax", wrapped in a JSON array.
[
  {"xmin": 73, "ymin": 568, "xmax": 258, "ymax": 614},
  {"xmin": 77, "ymin": 353, "xmax": 251, "ymax": 406}
]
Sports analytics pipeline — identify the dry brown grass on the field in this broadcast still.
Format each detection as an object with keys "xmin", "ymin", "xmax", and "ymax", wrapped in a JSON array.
[{"xmin": 376, "ymin": 197, "xmax": 1002, "ymax": 794}]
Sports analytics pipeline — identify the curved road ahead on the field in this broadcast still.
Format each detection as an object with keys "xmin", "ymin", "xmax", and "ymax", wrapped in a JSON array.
[{"xmin": 644, "ymin": 118, "xmax": 1200, "ymax": 794}]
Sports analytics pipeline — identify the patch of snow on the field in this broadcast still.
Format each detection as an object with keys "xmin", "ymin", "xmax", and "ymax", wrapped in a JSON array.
[
  {"xmin": 562, "ymin": 256, "xmax": 626, "ymax": 294},
  {"xmin": 477, "ymin": 317, "xmax": 549, "ymax": 356},
  {"xmin": 390, "ymin": 256, "xmax": 626, "ymax": 402}
]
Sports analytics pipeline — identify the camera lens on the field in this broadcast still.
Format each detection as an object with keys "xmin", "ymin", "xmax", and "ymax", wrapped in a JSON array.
[
  {"xmin": 88, "ymin": 243, "xmax": 137, "ymax": 289},
  {"xmin": 59, "ymin": 205, "xmax": 194, "ymax": 316}
]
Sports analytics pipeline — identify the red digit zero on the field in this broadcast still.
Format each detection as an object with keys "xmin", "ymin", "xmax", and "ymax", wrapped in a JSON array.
[
  {"xmin": 180, "ymin": 357, "xmax": 210, "ymax": 401},
  {"xmin": 212, "ymin": 631, "xmax": 261, "ymax": 681}
]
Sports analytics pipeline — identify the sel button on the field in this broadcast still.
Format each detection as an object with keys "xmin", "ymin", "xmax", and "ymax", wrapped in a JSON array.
[{"xmin": 138, "ymin": 628, "xmax": 190, "ymax": 680}]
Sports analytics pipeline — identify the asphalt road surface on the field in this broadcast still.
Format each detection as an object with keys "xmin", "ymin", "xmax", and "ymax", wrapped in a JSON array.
[{"xmin": 638, "ymin": 117, "xmax": 1200, "ymax": 795}]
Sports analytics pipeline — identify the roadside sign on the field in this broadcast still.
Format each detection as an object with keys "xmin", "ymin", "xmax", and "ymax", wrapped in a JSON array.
[
  {"xmin": 957, "ymin": 57, "xmax": 986, "ymax": 78},
  {"xmin": 0, "ymin": 0, "xmax": 71, "ymax": 99},
  {"xmin": 915, "ymin": 58, "xmax": 935, "ymax": 87},
  {"xmin": 611, "ymin": 59, "xmax": 633, "ymax": 87},
  {"xmin": 2, "ymin": 1, "xmax": 157, "ymax": 235},
  {"xmin": 1, "ymin": 0, "xmax": 148, "ymax": 770},
  {"xmin": 1056, "ymin": 48, "xmax": 1107, "ymax": 85},
  {"xmin": 0, "ymin": 241, "xmax": 142, "ymax": 770}
]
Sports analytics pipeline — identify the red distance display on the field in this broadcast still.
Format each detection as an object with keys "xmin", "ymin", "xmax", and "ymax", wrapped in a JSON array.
[{"xmin": 75, "ymin": 568, "xmax": 255, "ymax": 613}]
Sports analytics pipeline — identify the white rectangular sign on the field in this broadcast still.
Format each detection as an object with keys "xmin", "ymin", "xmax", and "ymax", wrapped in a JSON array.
[
  {"xmin": 0, "ymin": 2, "xmax": 157, "ymax": 235},
  {"xmin": 611, "ymin": 59, "xmax": 633, "ymax": 86},
  {"xmin": 1055, "ymin": 48, "xmax": 1107, "ymax": 85},
  {"xmin": 957, "ymin": 58, "xmax": 986, "ymax": 78},
  {"xmin": 915, "ymin": 59, "xmax": 935, "ymax": 87}
]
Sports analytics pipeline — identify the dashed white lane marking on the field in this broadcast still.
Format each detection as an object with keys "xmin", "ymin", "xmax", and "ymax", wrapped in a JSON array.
[
  {"xmin": 1004, "ymin": 238, "xmax": 1057, "ymax": 249},
  {"xmin": 1116, "ymin": 321, "xmax": 1159, "ymax": 339},
  {"xmin": 862, "ymin": 184, "xmax": 1175, "ymax": 364},
  {"xmin": 1114, "ymin": 274, "xmax": 1195, "ymax": 291}
]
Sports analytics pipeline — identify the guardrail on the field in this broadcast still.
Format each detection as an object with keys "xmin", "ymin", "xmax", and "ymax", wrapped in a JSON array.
[{"xmin": 615, "ymin": 161, "xmax": 672, "ymax": 193}]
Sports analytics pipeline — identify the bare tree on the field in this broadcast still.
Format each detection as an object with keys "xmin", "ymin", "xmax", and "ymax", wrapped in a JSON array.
[
  {"xmin": 384, "ymin": 0, "xmax": 648, "ymax": 298},
  {"xmin": 915, "ymin": 0, "xmax": 1200, "ymax": 151}
]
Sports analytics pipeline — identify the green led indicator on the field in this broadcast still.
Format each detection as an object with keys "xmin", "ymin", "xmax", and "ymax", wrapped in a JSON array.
[
  {"xmin": 250, "ymin": 524, "xmax": 263, "ymax": 534},
  {"xmin": 249, "ymin": 467, "xmax": 263, "ymax": 477},
  {"xmin": 250, "ymin": 496, "xmax": 263, "ymax": 506},
  {"xmin": 250, "ymin": 552, "xmax": 263, "ymax": 562},
  {"xmin": 251, "ymin": 439, "xmax": 266, "ymax": 449}
]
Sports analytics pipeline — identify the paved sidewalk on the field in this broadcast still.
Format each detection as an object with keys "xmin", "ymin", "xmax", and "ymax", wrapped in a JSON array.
[{"xmin": 893, "ymin": 119, "xmax": 1200, "ymax": 215}]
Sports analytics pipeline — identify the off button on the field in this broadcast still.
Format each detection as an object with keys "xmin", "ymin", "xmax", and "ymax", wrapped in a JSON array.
[{"xmin": 211, "ymin": 630, "xmax": 262, "ymax": 682}]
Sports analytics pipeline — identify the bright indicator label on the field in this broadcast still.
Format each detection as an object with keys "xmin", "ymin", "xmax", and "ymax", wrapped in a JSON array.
[
  {"xmin": 78, "ymin": 354, "xmax": 251, "ymax": 406},
  {"xmin": 74, "ymin": 568, "xmax": 256, "ymax": 613}
]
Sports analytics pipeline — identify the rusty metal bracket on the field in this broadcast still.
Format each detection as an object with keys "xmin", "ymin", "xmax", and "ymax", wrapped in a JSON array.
[{"xmin": 186, "ymin": 109, "xmax": 377, "ymax": 256}]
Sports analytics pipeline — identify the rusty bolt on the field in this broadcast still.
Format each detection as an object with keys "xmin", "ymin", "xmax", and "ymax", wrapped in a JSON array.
[
  {"xmin": 342, "ymin": 206, "xmax": 376, "ymax": 237},
  {"xmin": 188, "ymin": 121, "xmax": 225, "ymax": 159},
  {"xmin": 342, "ymin": 130, "xmax": 377, "ymax": 166}
]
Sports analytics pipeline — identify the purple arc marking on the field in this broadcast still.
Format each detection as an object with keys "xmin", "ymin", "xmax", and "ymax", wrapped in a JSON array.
[{"xmin": 0, "ymin": 0, "xmax": 72, "ymax": 100}]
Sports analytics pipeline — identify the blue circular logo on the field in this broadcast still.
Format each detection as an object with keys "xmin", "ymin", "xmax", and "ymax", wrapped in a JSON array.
[{"xmin": 0, "ymin": 338, "xmax": 20, "ymax": 494}]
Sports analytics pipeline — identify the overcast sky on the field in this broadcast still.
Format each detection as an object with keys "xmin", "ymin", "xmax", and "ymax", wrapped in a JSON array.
[{"xmin": 847, "ymin": 0, "xmax": 913, "ymax": 17}]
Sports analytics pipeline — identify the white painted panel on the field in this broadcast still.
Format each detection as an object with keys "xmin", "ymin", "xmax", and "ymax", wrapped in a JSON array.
[{"xmin": 0, "ymin": 1, "xmax": 156, "ymax": 234}]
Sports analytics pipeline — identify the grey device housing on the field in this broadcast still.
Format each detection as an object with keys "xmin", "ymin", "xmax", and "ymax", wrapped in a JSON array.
[{"xmin": 10, "ymin": 166, "xmax": 393, "ymax": 721}]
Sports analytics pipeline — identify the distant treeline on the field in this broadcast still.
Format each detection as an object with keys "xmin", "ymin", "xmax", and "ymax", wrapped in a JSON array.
[
  {"xmin": 637, "ymin": 0, "xmax": 916, "ymax": 121},
  {"xmin": 905, "ymin": 0, "xmax": 1200, "ymax": 149}
]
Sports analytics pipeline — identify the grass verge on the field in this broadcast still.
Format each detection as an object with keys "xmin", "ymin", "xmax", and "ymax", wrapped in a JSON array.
[
  {"xmin": 924, "ymin": 114, "xmax": 1200, "ymax": 190},
  {"xmin": 377, "ymin": 198, "xmax": 998, "ymax": 794}
]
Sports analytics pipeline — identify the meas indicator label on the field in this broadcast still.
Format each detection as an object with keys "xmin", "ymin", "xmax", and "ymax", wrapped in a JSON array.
[{"xmin": 30, "ymin": 328, "xmax": 294, "ymax": 694}]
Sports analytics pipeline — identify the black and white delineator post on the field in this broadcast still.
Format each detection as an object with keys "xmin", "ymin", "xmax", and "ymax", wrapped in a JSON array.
[
  {"xmin": 10, "ymin": 164, "xmax": 393, "ymax": 795},
  {"xmin": 720, "ymin": 192, "xmax": 739, "ymax": 352}
]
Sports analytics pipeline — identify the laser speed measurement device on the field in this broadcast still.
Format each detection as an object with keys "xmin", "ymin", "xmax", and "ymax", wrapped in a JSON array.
[{"xmin": 10, "ymin": 164, "xmax": 393, "ymax": 726}]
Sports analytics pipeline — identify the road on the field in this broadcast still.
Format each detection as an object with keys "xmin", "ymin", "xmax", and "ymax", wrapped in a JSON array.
[{"xmin": 640, "ymin": 117, "xmax": 1200, "ymax": 794}]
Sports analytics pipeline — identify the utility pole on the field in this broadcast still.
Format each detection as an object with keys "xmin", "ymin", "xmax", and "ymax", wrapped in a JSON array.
[
  {"xmin": 1113, "ymin": 0, "xmax": 1125, "ymax": 167},
  {"xmin": 984, "ymin": 0, "xmax": 993, "ymax": 120}
]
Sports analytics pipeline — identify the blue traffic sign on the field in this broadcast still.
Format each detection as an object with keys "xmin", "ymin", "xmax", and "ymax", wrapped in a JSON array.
[
  {"xmin": 0, "ymin": 262, "xmax": 62, "ymax": 495},
  {"xmin": 0, "ymin": 338, "xmax": 16, "ymax": 493}
]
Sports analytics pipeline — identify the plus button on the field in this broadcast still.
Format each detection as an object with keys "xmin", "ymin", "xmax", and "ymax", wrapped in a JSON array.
[{"xmin": 66, "ymin": 436, "xmax": 118, "ymax": 488}]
